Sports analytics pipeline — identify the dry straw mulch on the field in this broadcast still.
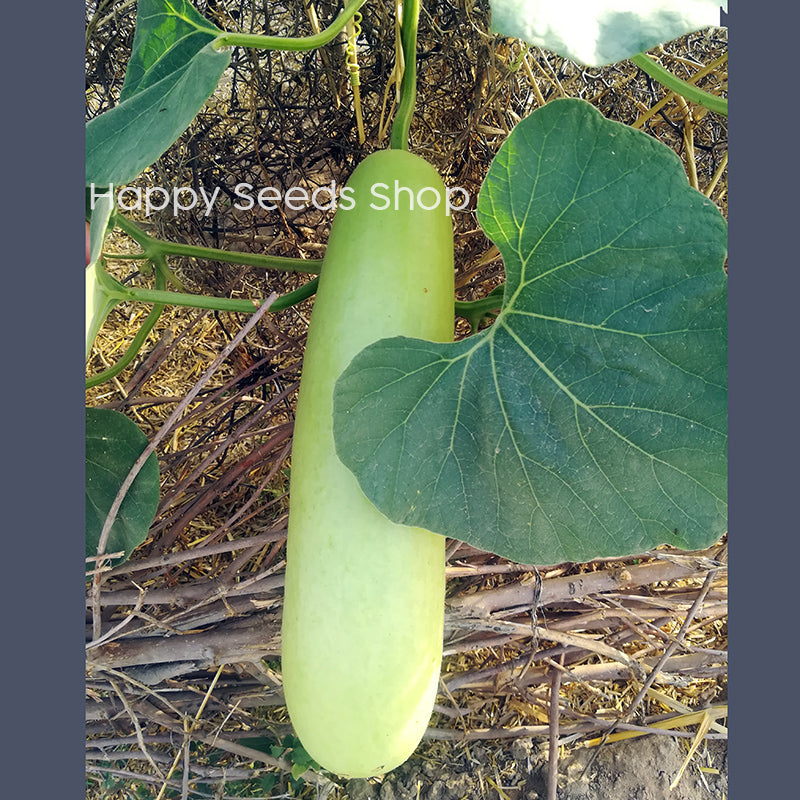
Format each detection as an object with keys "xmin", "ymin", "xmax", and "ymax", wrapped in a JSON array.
[{"xmin": 85, "ymin": 2, "xmax": 727, "ymax": 797}]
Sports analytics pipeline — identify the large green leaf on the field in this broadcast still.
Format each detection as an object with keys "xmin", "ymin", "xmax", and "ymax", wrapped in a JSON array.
[
  {"xmin": 86, "ymin": 0, "xmax": 229, "ymax": 186},
  {"xmin": 86, "ymin": 408, "xmax": 160, "ymax": 571},
  {"xmin": 333, "ymin": 99, "xmax": 727, "ymax": 565},
  {"xmin": 489, "ymin": 0, "xmax": 726, "ymax": 66}
]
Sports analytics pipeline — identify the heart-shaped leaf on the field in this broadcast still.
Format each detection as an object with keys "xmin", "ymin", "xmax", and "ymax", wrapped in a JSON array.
[
  {"xmin": 333, "ymin": 99, "xmax": 727, "ymax": 565},
  {"xmin": 489, "ymin": 0, "xmax": 726, "ymax": 66},
  {"xmin": 86, "ymin": 408, "xmax": 160, "ymax": 572},
  {"xmin": 86, "ymin": 0, "xmax": 229, "ymax": 186}
]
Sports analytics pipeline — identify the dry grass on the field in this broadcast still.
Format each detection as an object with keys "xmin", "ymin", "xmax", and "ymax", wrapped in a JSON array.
[{"xmin": 85, "ymin": 2, "xmax": 727, "ymax": 797}]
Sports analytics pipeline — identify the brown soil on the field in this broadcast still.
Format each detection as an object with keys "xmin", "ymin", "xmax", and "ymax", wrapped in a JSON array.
[{"xmin": 344, "ymin": 735, "xmax": 727, "ymax": 800}]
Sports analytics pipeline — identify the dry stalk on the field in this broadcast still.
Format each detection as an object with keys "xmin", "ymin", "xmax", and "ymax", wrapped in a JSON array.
[
  {"xmin": 578, "ymin": 568, "xmax": 722, "ymax": 779},
  {"xmin": 89, "ymin": 294, "xmax": 277, "ymax": 641},
  {"xmin": 547, "ymin": 657, "xmax": 564, "ymax": 800}
]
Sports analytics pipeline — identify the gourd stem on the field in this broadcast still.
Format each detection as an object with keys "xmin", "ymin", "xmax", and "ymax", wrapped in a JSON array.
[
  {"xmin": 455, "ymin": 286, "xmax": 505, "ymax": 331},
  {"xmin": 630, "ymin": 52, "xmax": 727, "ymax": 117},
  {"xmin": 390, "ymin": 0, "xmax": 421, "ymax": 150},
  {"xmin": 212, "ymin": 0, "xmax": 368, "ymax": 51}
]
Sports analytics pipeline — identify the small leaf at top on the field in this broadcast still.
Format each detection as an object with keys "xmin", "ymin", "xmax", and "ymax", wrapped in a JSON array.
[
  {"xmin": 121, "ymin": 0, "xmax": 222, "ymax": 101},
  {"xmin": 488, "ymin": 0, "xmax": 726, "ymax": 66},
  {"xmin": 86, "ymin": 0, "xmax": 230, "ymax": 186},
  {"xmin": 333, "ymin": 98, "xmax": 727, "ymax": 566}
]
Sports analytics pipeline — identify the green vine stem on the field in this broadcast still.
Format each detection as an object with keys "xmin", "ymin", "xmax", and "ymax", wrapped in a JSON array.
[
  {"xmin": 455, "ymin": 285, "xmax": 505, "ymax": 332},
  {"xmin": 630, "ymin": 52, "xmax": 727, "ymax": 117},
  {"xmin": 212, "ymin": 0, "xmax": 368, "ymax": 51},
  {"xmin": 93, "ymin": 270, "xmax": 319, "ymax": 318},
  {"xmin": 86, "ymin": 276, "xmax": 319, "ymax": 388},
  {"xmin": 85, "ymin": 269, "xmax": 168, "ymax": 389},
  {"xmin": 390, "ymin": 0, "xmax": 421, "ymax": 150},
  {"xmin": 88, "ymin": 209, "xmax": 322, "ymax": 386},
  {"xmin": 113, "ymin": 215, "xmax": 321, "ymax": 276},
  {"xmin": 117, "ymin": 278, "xmax": 316, "ymax": 314}
]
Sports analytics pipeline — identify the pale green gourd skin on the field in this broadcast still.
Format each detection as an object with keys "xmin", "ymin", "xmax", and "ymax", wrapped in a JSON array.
[{"xmin": 281, "ymin": 150, "xmax": 455, "ymax": 778}]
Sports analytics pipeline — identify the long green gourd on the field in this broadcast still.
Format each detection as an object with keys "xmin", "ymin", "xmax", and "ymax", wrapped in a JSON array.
[{"xmin": 281, "ymin": 149, "xmax": 455, "ymax": 777}]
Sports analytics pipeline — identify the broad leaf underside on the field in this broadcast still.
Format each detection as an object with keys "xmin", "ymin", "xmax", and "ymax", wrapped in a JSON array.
[{"xmin": 488, "ymin": 0, "xmax": 727, "ymax": 66}]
